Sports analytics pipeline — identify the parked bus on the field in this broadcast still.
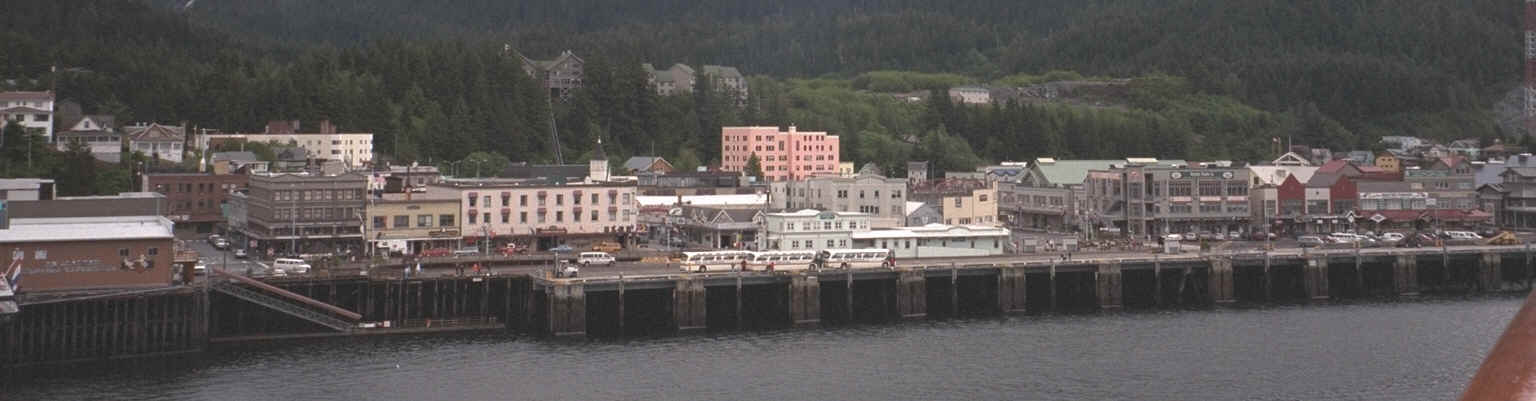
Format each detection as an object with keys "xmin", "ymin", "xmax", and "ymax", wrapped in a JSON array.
[
  {"xmin": 746, "ymin": 250, "xmax": 817, "ymax": 271},
  {"xmin": 679, "ymin": 251, "xmax": 752, "ymax": 272},
  {"xmin": 813, "ymin": 249, "xmax": 894, "ymax": 270}
]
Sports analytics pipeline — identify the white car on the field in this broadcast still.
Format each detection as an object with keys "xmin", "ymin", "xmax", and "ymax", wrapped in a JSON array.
[
  {"xmin": 194, "ymin": 260, "xmax": 207, "ymax": 274},
  {"xmin": 578, "ymin": 252, "xmax": 615, "ymax": 267}
]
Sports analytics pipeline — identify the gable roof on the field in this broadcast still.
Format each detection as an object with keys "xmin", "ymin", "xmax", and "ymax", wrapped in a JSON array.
[
  {"xmin": 701, "ymin": 65, "xmax": 743, "ymax": 79},
  {"xmin": 69, "ymin": 115, "xmax": 116, "ymax": 131},
  {"xmin": 1503, "ymin": 167, "xmax": 1536, "ymax": 178},
  {"xmin": 212, "ymin": 151, "xmax": 258, "ymax": 163},
  {"xmin": 124, "ymin": 123, "xmax": 184, "ymax": 142},
  {"xmin": 1315, "ymin": 159, "xmax": 1363, "ymax": 175},
  {"xmin": 0, "ymin": 91, "xmax": 53, "ymax": 101},
  {"xmin": 623, "ymin": 156, "xmax": 670, "ymax": 171},
  {"xmin": 1248, "ymin": 165, "xmax": 1318, "ymax": 186}
]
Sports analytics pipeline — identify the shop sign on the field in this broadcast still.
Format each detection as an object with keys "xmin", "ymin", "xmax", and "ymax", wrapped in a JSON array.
[{"xmin": 1169, "ymin": 171, "xmax": 1235, "ymax": 180}]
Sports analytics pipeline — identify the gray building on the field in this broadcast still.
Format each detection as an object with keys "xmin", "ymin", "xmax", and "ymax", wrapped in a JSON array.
[
  {"xmin": 905, "ymin": 201, "xmax": 942, "ymax": 226},
  {"xmin": 1404, "ymin": 157, "xmax": 1477, "ymax": 211},
  {"xmin": 1083, "ymin": 164, "xmax": 1251, "ymax": 237},
  {"xmin": 227, "ymin": 172, "xmax": 368, "ymax": 257},
  {"xmin": 770, "ymin": 173, "xmax": 907, "ymax": 228},
  {"xmin": 1001, "ymin": 158, "xmax": 1187, "ymax": 232}
]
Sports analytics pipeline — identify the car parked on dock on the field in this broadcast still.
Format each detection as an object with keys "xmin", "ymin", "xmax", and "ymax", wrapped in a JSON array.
[
  {"xmin": 578, "ymin": 252, "xmax": 615, "ymax": 267},
  {"xmin": 1298, "ymin": 236, "xmax": 1326, "ymax": 248},
  {"xmin": 233, "ymin": 248, "xmax": 248, "ymax": 259}
]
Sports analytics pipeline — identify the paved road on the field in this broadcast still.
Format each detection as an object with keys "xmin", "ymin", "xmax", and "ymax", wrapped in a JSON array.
[{"xmin": 186, "ymin": 239, "xmax": 266, "ymax": 273}]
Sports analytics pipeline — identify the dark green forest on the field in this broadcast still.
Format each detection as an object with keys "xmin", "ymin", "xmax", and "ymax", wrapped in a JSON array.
[{"xmin": 0, "ymin": 0, "xmax": 1526, "ymax": 191}]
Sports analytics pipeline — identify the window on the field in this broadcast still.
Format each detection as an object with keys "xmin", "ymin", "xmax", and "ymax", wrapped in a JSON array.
[
  {"xmin": 520, "ymin": 212, "xmax": 529, "ymax": 223},
  {"xmin": 395, "ymin": 215, "xmax": 410, "ymax": 228},
  {"xmin": 1227, "ymin": 184, "xmax": 1248, "ymax": 196},
  {"xmin": 373, "ymin": 216, "xmax": 386, "ymax": 229},
  {"xmin": 469, "ymin": 213, "xmax": 478, "ymax": 224},
  {"xmin": 1199, "ymin": 182, "xmax": 1222, "ymax": 197},
  {"xmin": 839, "ymin": 240, "xmax": 848, "ymax": 247},
  {"xmin": 484, "ymin": 196, "xmax": 492, "ymax": 207},
  {"xmin": 502, "ymin": 195, "xmax": 510, "ymax": 207},
  {"xmin": 556, "ymin": 211, "xmax": 564, "ymax": 222},
  {"xmin": 147, "ymin": 248, "xmax": 158, "ymax": 256},
  {"xmin": 791, "ymin": 240, "xmax": 799, "ymax": 249},
  {"xmin": 1169, "ymin": 204, "xmax": 1193, "ymax": 214},
  {"xmin": 955, "ymin": 198, "xmax": 964, "ymax": 208},
  {"xmin": 440, "ymin": 214, "xmax": 454, "ymax": 227},
  {"xmin": 468, "ymin": 195, "xmax": 477, "ymax": 207},
  {"xmin": 892, "ymin": 190, "xmax": 902, "ymax": 199},
  {"xmin": 979, "ymin": 194, "xmax": 989, "ymax": 202},
  {"xmin": 119, "ymin": 248, "xmax": 130, "ymax": 257},
  {"xmin": 1200, "ymin": 203, "xmax": 1222, "ymax": 214},
  {"xmin": 837, "ymin": 190, "xmax": 848, "ymax": 198},
  {"xmin": 520, "ymin": 195, "xmax": 528, "ymax": 206},
  {"xmin": 826, "ymin": 240, "xmax": 835, "ymax": 248},
  {"xmin": 33, "ymin": 249, "xmax": 47, "ymax": 260},
  {"xmin": 419, "ymin": 215, "xmax": 433, "ymax": 227},
  {"xmin": 483, "ymin": 213, "xmax": 490, "ymax": 223},
  {"xmin": 591, "ymin": 194, "xmax": 599, "ymax": 204},
  {"xmin": 502, "ymin": 213, "xmax": 510, "ymax": 223},
  {"xmin": 556, "ymin": 194, "xmax": 564, "ymax": 205},
  {"xmin": 573, "ymin": 192, "xmax": 582, "ymax": 205},
  {"xmin": 1169, "ymin": 183, "xmax": 1192, "ymax": 197},
  {"xmin": 591, "ymin": 210, "xmax": 599, "ymax": 221}
]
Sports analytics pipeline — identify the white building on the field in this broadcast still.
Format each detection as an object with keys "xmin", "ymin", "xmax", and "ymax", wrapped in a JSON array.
[
  {"xmin": 0, "ymin": 91, "xmax": 54, "ymax": 142},
  {"xmin": 124, "ymin": 123, "xmax": 186, "ymax": 163},
  {"xmin": 198, "ymin": 120, "xmax": 373, "ymax": 169},
  {"xmin": 852, "ymin": 223, "xmax": 1010, "ymax": 259},
  {"xmin": 757, "ymin": 209, "xmax": 872, "ymax": 251},
  {"xmin": 54, "ymin": 115, "xmax": 121, "ymax": 159}
]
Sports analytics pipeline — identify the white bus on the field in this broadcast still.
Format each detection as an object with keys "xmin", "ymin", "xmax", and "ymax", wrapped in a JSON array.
[
  {"xmin": 813, "ymin": 249, "xmax": 894, "ymax": 270},
  {"xmin": 679, "ymin": 251, "xmax": 752, "ymax": 272},
  {"xmin": 746, "ymin": 250, "xmax": 817, "ymax": 271}
]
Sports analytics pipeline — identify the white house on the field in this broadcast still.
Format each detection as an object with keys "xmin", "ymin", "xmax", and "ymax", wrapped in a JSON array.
[{"xmin": 0, "ymin": 91, "xmax": 54, "ymax": 142}]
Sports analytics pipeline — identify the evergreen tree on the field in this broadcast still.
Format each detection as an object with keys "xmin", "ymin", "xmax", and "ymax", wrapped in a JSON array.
[{"xmin": 744, "ymin": 153, "xmax": 764, "ymax": 179}]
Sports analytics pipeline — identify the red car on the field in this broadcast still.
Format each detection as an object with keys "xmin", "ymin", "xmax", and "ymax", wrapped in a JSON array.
[
  {"xmin": 420, "ymin": 248, "xmax": 451, "ymax": 257},
  {"xmin": 497, "ymin": 244, "xmax": 526, "ymax": 256}
]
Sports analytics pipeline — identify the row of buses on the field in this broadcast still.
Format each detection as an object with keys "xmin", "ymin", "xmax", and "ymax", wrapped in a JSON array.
[{"xmin": 679, "ymin": 249, "xmax": 895, "ymax": 272}]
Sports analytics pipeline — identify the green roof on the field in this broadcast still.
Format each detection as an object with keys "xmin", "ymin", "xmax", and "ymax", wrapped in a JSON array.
[{"xmin": 1029, "ymin": 159, "xmax": 1187, "ymax": 186}]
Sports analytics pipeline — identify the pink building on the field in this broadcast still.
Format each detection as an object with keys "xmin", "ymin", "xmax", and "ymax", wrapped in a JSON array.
[{"xmin": 720, "ymin": 126, "xmax": 840, "ymax": 182}]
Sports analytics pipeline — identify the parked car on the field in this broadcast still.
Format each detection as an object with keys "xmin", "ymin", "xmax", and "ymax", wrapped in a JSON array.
[
  {"xmin": 497, "ymin": 244, "xmax": 525, "ymax": 256},
  {"xmin": 1376, "ymin": 232, "xmax": 1405, "ymax": 246},
  {"xmin": 556, "ymin": 264, "xmax": 580, "ymax": 278},
  {"xmin": 213, "ymin": 239, "xmax": 230, "ymax": 249},
  {"xmin": 1227, "ymin": 231, "xmax": 1242, "ymax": 241},
  {"xmin": 578, "ymin": 252, "xmax": 616, "ymax": 267},
  {"xmin": 194, "ymin": 259, "xmax": 207, "ymax": 274},
  {"xmin": 207, "ymin": 234, "xmax": 222, "ymax": 242},
  {"xmin": 1327, "ymin": 233, "xmax": 1376, "ymax": 246},
  {"xmin": 1249, "ymin": 231, "xmax": 1276, "ymax": 241},
  {"xmin": 1183, "ymin": 232, "xmax": 1199, "ymax": 242},
  {"xmin": 453, "ymin": 247, "xmax": 480, "ymax": 257},
  {"xmin": 271, "ymin": 258, "xmax": 311, "ymax": 275},
  {"xmin": 233, "ymin": 248, "xmax": 248, "ymax": 259},
  {"xmin": 1163, "ymin": 234, "xmax": 1184, "ymax": 242},
  {"xmin": 1298, "ymin": 236, "xmax": 1326, "ymax": 248},
  {"xmin": 421, "ymin": 248, "xmax": 452, "ymax": 258}
]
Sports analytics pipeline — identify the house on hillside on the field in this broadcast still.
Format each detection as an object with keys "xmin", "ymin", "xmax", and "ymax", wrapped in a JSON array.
[
  {"xmin": 623, "ymin": 156, "xmax": 674, "ymax": 175},
  {"xmin": 518, "ymin": 50, "xmax": 584, "ymax": 99},
  {"xmin": 54, "ymin": 114, "xmax": 121, "ymax": 162},
  {"xmin": 124, "ymin": 123, "xmax": 185, "ymax": 163}
]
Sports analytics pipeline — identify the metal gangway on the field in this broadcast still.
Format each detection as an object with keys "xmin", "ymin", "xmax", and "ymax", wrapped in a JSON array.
[{"xmin": 210, "ymin": 268, "xmax": 362, "ymax": 332}]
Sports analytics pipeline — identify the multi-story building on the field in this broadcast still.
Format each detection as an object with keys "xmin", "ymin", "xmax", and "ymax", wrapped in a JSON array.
[
  {"xmin": 1001, "ymin": 158, "xmax": 1188, "ymax": 232},
  {"xmin": 700, "ymin": 65, "xmax": 749, "ymax": 104},
  {"xmin": 199, "ymin": 120, "xmax": 373, "ymax": 169},
  {"xmin": 519, "ymin": 50, "xmax": 584, "ymax": 99},
  {"xmin": 226, "ymin": 172, "xmax": 368, "ymax": 256},
  {"xmin": 143, "ymin": 173, "xmax": 249, "ymax": 236},
  {"xmin": 720, "ymin": 126, "xmax": 840, "ymax": 182},
  {"xmin": 948, "ymin": 86, "xmax": 991, "ymax": 104},
  {"xmin": 1084, "ymin": 163, "xmax": 1251, "ymax": 237},
  {"xmin": 363, "ymin": 187, "xmax": 461, "ymax": 256},
  {"xmin": 910, "ymin": 178, "xmax": 998, "ymax": 226},
  {"xmin": 770, "ymin": 173, "xmax": 906, "ymax": 228},
  {"xmin": 643, "ymin": 63, "xmax": 696, "ymax": 96},
  {"xmin": 1404, "ymin": 157, "xmax": 1478, "ymax": 211},
  {"xmin": 757, "ymin": 209, "xmax": 872, "ymax": 251},
  {"xmin": 441, "ymin": 178, "xmax": 639, "ymax": 251},
  {"xmin": 0, "ymin": 215, "xmax": 175, "ymax": 293},
  {"xmin": 0, "ymin": 91, "xmax": 54, "ymax": 142}
]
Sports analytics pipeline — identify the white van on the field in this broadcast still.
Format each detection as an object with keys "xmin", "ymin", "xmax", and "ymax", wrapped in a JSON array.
[
  {"xmin": 577, "ymin": 252, "xmax": 615, "ymax": 267},
  {"xmin": 272, "ymin": 258, "xmax": 312, "ymax": 275}
]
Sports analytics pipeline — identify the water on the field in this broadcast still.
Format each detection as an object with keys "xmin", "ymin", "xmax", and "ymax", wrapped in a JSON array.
[{"xmin": 5, "ymin": 296, "xmax": 1521, "ymax": 401}]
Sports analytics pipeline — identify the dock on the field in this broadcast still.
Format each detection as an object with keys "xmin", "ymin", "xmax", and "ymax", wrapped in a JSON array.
[{"xmin": 0, "ymin": 244, "xmax": 1532, "ymax": 366}]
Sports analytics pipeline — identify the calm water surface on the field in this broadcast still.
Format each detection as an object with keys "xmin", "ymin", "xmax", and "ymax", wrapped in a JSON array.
[{"xmin": 4, "ymin": 296, "xmax": 1521, "ymax": 401}]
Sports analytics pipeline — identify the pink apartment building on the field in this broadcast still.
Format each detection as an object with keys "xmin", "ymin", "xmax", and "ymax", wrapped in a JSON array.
[{"xmin": 720, "ymin": 126, "xmax": 840, "ymax": 182}]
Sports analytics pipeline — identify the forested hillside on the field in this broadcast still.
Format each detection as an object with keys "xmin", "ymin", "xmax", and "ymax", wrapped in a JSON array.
[{"xmin": 0, "ymin": 0, "xmax": 1524, "ymax": 186}]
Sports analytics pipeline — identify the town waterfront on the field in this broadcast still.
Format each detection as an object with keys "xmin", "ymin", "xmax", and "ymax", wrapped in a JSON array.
[{"xmin": 4, "ymin": 295, "xmax": 1519, "ymax": 401}]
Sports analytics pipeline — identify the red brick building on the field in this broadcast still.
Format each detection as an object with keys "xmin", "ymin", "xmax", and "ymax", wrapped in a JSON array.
[{"xmin": 144, "ymin": 173, "xmax": 248, "ymax": 236}]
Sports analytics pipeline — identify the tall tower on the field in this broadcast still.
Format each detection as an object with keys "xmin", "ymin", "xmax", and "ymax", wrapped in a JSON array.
[{"xmin": 1528, "ymin": 0, "xmax": 1536, "ymax": 137}]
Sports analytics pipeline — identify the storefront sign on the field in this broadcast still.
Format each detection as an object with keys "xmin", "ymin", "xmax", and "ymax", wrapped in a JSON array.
[{"xmin": 1169, "ymin": 171, "xmax": 1235, "ymax": 180}]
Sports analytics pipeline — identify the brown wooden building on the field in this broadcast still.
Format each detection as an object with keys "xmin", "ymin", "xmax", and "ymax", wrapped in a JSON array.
[{"xmin": 144, "ymin": 173, "xmax": 249, "ymax": 235}]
